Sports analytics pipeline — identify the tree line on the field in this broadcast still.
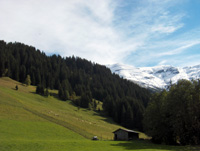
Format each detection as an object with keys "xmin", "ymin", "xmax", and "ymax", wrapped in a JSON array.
[
  {"xmin": 144, "ymin": 79, "xmax": 200, "ymax": 145},
  {"xmin": 0, "ymin": 40, "xmax": 150, "ymax": 131}
]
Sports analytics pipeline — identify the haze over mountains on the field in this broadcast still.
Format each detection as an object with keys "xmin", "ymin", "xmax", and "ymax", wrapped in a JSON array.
[{"xmin": 108, "ymin": 63, "xmax": 200, "ymax": 90}]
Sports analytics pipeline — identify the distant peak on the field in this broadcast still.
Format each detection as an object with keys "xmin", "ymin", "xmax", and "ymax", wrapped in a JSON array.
[{"xmin": 108, "ymin": 63, "xmax": 200, "ymax": 90}]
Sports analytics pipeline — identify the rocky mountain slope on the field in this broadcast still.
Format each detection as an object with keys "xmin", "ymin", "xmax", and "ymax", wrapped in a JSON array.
[{"xmin": 108, "ymin": 63, "xmax": 200, "ymax": 90}]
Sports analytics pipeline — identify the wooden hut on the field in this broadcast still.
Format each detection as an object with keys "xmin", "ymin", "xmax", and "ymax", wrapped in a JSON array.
[{"xmin": 113, "ymin": 128, "xmax": 139, "ymax": 141}]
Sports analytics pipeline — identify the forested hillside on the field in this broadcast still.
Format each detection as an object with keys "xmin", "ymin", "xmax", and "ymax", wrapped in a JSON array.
[
  {"xmin": 144, "ymin": 79, "xmax": 200, "ymax": 145},
  {"xmin": 0, "ymin": 40, "xmax": 150, "ymax": 131}
]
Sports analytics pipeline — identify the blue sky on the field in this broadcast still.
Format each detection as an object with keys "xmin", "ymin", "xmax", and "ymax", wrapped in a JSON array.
[{"xmin": 0, "ymin": 0, "xmax": 200, "ymax": 67}]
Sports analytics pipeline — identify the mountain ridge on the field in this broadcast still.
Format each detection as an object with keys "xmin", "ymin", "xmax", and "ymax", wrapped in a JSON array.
[{"xmin": 108, "ymin": 63, "xmax": 200, "ymax": 90}]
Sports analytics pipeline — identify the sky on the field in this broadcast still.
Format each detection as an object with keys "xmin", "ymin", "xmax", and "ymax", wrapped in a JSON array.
[{"xmin": 0, "ymin": 0, "xmax": 200, "ymax": 67}]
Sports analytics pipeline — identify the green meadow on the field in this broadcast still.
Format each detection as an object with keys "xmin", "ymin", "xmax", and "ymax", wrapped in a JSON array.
[{"xmin": 0, "ymin": 77, "xmax": 199, "ymax": 151}]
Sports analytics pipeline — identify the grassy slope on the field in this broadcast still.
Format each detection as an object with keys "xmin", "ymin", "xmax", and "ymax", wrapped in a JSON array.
[{"xmin": 0, "ymin": 77, "xmax": 198, "ymax": 151}]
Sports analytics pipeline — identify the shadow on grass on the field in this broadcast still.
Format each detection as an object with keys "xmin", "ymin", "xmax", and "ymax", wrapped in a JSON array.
[
  {"xmin": 92, "ymin": 111, "xmax": 122, "ymax": 125},
  {"xmin": 110, "ymin": 140, "xmax": 198, "ymax": 151},
  {"xmin": 68, "ymin": 101, "xmax": 119, "ymax": 125},
  {"xmin": 30, "ymin": 91, "xmax": 59, "ymax": 100},
  {"xmin": 49, "ymin": 92, "xmax": 59, "ymax": 99}
]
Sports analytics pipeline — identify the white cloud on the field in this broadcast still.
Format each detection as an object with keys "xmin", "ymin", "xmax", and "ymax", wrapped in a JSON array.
[
  {"xmin": 0, "ymin": 0, "xmax": 117, "ymax": 64},
  {"xmin": 158, "ymin": 60, "xmax": 167, "ymax": 66},
  {"xmin": 0, "ymin": 0, "xmax": 199, "ymax": 67},
  {"xmin": 156, "ymin": 40, "xmax": 200, "ymax": 57},
  {"xmin": 151, "ymin": 24, "xmax": 183, "ymax": 34}
]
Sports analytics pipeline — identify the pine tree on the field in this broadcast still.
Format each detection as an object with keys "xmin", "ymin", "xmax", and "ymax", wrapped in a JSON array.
[
  {"xmin": 71, "ymin": 91, "xmax": 76, "ymax": 100},
  {"xmin": 36, "ymin": 84, "xmax": 44, "ymax": 95},
  {"xmin": 63, "ymin": 90, "xmax": 70, "ymax": 101},
  {"xmin": 25, "ymin": 75, "xmax": 31, "ymax": 86},
  {"xmin": 58, "ymin": 85, "xmax": 64, "ymax": 100},
  {"xmin": 93, "ymin": 100, "xmax": 97, "ymax": 110},
  {"xmin": 20, "ymin": 65, "xmax": 26, "ymax": 82},
  {"xmin": 45, "ymin": 88, "xmax": 49, "ymax": 97},
  {"xmin": 121, "ymin": 105, "xmax": 126, "ymax": 126}
]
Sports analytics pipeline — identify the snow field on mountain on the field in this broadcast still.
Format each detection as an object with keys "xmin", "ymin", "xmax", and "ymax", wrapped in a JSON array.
[{"xmin": 108, "ymin": 63, "xmax": 200, "ymax": 89}]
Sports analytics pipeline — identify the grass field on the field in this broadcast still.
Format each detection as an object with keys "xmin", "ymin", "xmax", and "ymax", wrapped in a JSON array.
[{"xmin": 0, "ymin": 77, "xmax": 199, "ymax": 151}]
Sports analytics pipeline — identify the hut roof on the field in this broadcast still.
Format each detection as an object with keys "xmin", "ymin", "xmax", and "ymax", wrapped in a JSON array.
[{"xmin": 113, "ymin": 128, "xmax": 139, "ymax": 134}]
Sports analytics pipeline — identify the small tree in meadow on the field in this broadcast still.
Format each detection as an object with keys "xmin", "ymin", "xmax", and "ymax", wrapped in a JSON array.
[{"xmin": 25, "ymin": 75, "xmax": 31, "ymax": 86}]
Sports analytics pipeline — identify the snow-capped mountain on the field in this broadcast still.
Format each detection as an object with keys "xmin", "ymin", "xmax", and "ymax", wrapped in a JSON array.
[{"xmin": 108, "ymin": 63, "xmax": 200, "ymax": 90}]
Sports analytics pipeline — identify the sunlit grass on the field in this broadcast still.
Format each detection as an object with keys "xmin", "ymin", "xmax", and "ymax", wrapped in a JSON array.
[
  {"xmin": 0, "ymin": 77, "xmax": 122, "ymax": 140},
  {"xmin": 0, "ymin": 77, "xmax": 199, "ymax": 151}
]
